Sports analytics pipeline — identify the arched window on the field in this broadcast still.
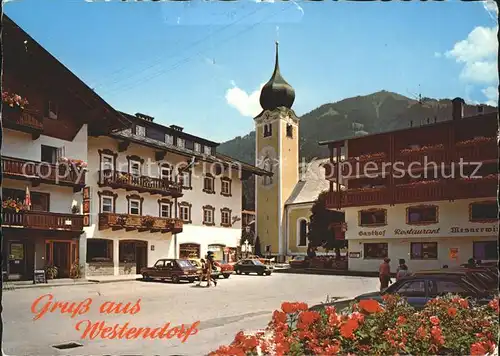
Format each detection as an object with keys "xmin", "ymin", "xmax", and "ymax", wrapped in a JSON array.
[{"xmin": 297, "ymin": 219, "xmax": 308, "ymax": 247}]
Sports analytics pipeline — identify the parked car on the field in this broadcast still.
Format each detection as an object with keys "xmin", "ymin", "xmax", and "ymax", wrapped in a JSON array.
[
  {"xmin": 289, "ymin": 256, "xmax": 310, "ymax": 268},
  {"xmin": 141, "ymin": 259, "xmax": 199, "ymax": 283},
  {"xmin": 412, "ymin": 268, "xmax": 498, "ymax": 293},
  {"xmin": 354, "ymin": 274, "xmax": 493, "ymax": 310},
  {"xmin": 246, "ymin": 255, "xmax": 273, "ymax": 265},
  {"xmin": 234, "ymin": 259, "xmax": 272, "ymax": 276},
  {"xmin": 214, "ymin": 260, "xmax": 234, "ymax": 279},
  {"xmin": 188, "ymin": 259, "xmax": 221, "ymax": 279}
]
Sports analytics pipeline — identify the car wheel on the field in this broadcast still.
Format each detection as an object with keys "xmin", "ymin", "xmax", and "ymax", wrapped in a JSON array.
[
  {"xmin": 258, "ymin": 271, "xmax": 264, "ymax": 276},
  {"xmin": 236, "ymin": 269, "xmax": 241, "ymax": 275},
  {"xmin": 188, "ymin": 278, "xmax": 195, "ymax": 283},
  {"xmin": 244, "ymin": 272, "xmax": 250, "ymax": 275},
  {"xmin": 171, "ymin": 275, "xmax": 180, "ymax": 284},
  {"xmin": 223, "ymin": 274, "xmax": 230, "ymax": 279},
  {"xmin": 265, "ymin": 271, "xmax": 271, "ymax": 276},
  {"xmin": 142, "ymin": 273, "xmax": 150, "ymax": 281}
]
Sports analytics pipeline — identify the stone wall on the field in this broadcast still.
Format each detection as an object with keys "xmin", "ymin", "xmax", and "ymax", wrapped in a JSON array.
[
  {"xmin": 86, "ymin": 262, "xmax": 114, "ymax": 276},
  {"xmin": 119, "ymin": 263, "xmax": 136, "ymax": 275}
]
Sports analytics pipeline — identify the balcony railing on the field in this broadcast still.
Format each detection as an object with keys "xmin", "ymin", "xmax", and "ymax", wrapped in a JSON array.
[
  {"xmin": 2, "ymin": 211, "xmax": 84, "ymax": 231},
  {"xmin": 395, "ymin": 147, "xmax": 447, "ymax": 170},
  {"xmin": 455, "ymin": 139, "xmax": 498, "ymax": 163},
  {"xmin": 394, "ymin": 180, "xmax": 448, "ymax": 204},
  {"xmin": 2, "ymin": 156, "xmax": 86, "ymax": 188},
  {"xmin": 98, "ymin": 213, "xmax": 183, "ymax": 234},
  {"xmin": 455, "ymin": 176, "xmax": 498, "ymax": 200},
  {"xmin": 344, "ymin": 187, "xmax": 390, "ymax": 206},
  {"xmin": 2, "ymin": 106, "xmax": 44, "ymax": 136},
  {"xmin": 99, "ymin": 170, "xmax": 182, "ymax": 197}
]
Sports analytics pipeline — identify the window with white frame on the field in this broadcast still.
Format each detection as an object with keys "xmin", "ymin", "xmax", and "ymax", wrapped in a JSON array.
[
  {"xmin": 179, "ymin": 171, "xmax": 190, "ymax": 187},
  {"xmin": 221, "ymin": 209, "xmax": 231, "ymax": 226},
  {"xmin": 165, "ymin": 134, "xmax": 174, "ymax": 145},
  {"xmin": 135, "ymin": 125, "xmax": 146, "ymax": 136},
  {"xmin": 221, "ymin": 180, "xmax": 231, "ymax": 196},
  {"xmin": 160, "ymin": 165, "xmax": 172, "ymax": 181},
  {"xmin": 129, "ymin": 161, "xmax": 141, "ymax": 176},
  {"xmin": 160, "ymin": 203, "xmax": 171, "ymax": 218},
  {"xmin": 203, "ymin": 175, "xmax": 214, "ymax": 193},
  {"xmin": 101, "ymin": 155, "xmax": 114, "ymax": 171},
  {"xmin": 129, "ymin": 200, "xmax": 140, "ymax": 215},
  {"xmin": 203, "ymin": 208, "xmax": 214, "ymax": 225},
  {"xmin": 177, "ymin": 138, "xmax": 185, "ymax": 148},
  {"xmin": 101, "ymin": 196, "xmax": 113, "ymax": 213},
  {"xmin": 179, "ymin": 205, "xmax": 190, "ymax": 222},
  {"xmin": 194, "ymin": 142, "xmax": 201, "ymax": 152},
  {"xmin": 204, "ymin": 146, "xmax": 212, "ymax": 155}
]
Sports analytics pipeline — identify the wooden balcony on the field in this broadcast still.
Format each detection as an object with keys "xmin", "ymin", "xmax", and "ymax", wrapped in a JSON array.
[
  {"xmin": 2, "ymin": 210, "xmax": 84, "ymax": 232},
  {"xmin": 98, "ymin": 170, "xmax": 182, "ymax": 197},
  {"xmin": 394, "ymin": 180, "xmax": 448, "ymax": 204},
  {"xmin": 454, "ymin": 176, "xmax": 498, "ymax": 200},
  {"xmin": 344, "ymin": 187, "xmax": 390, "ymax": 206},
  {"xmin": 455, "ymin": 139, "xmax": 498, "ymax": 163},
  {"xmin": 98, "ymin": 213, "xmax": 183, "ymax": 234},
  {"xmin": 2, "ymin": 156, "xmax": 86, "ymax": 190},
  {"xmin": 2, "ymin": 106, "xmax": 44, "ymax": 139},
  {"xmin": 395, "ymin": 147, "xmax": 447, "ymax": 170}
]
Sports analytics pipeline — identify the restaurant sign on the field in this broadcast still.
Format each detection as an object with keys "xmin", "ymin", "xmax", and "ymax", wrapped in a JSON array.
[
  {"xmin": 358, "ymin": 230, "xmax": 386, "ymax": 237},
  {"xmin": 449, "ymin": 226, "xmax": 498, "ymax": 234},
  {"xmin": 394, "ymin": 228, "xmax": 440, "ymax": 235}
]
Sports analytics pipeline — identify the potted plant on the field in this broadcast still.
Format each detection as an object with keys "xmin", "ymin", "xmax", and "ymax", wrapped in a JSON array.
[
  {"xmin": 2, "ymin": 198, "xmax": 27, "ymax": 213},
  {"xmin": 70, "ymin": 259, "xmax": 81, "ymax": 279},
  {"xmin": 116, "ymin": 215, "xmax": 128, "ymax": 226},
  {"xmin": 45, "ymin": 264, "xmax": 58, "ymax": 279},
  {"xmin": 117, "ymin": 173, "xmax": 131, "ymax": 184},
  {"xmin": 400, "ymin": 143, "xmax": 444, "ymax": 154},
  {"xmin": 456, "ymin": 136, "xmax": 494, "ymax": 146},
  {"xmin": 59, "ymin": 157, "xmax": 88, "ymax": 170},
  {"xmin": 2, "ymin": 91, "xmax": 29, "ymax": 109},
  {"xmin": 141, "ymin": 215, "xmax": 155, "ymax": 227}
]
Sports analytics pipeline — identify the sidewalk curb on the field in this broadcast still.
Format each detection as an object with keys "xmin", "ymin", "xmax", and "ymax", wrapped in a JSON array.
[
  {"xmin": 273, "ymin": 268, "xmax": 382, "ymax": 277},
  {"xmin": 86, "ymin": 278, "xmax": 142, "ymax": 284},
  {"xmin": 3, "ymin": 281, "xmax": 97, "ymax": 290}
]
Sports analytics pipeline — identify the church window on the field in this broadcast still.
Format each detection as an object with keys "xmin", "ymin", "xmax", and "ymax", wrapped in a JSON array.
[
  {"xmin": 286, "ymin": 124, "xmax": 293, "ymax": 138},
  {"xmin": 263, "ymin": 123, "xmax": 273, "ymax": 138},
  {"xmin": 297, "ymin": 219, "xmax": 308, "ymax": 247}
]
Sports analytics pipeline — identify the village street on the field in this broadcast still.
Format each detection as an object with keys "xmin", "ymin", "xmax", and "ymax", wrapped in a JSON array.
[{"xmin": 2, "ymin": 274, "xmax": 378, "ymax": 356}]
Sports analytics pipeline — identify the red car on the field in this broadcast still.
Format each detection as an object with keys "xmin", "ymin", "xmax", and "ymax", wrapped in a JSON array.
[
  {"xmin": 289, "ymin": 256, "xmax": 310, "ymax": 268},
  {"xmin": 214, "ymin": 260, "xmax": 234, "ymax": 279}
]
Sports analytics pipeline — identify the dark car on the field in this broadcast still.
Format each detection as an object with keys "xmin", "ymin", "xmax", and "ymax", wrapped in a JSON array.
[
  {"xmin": 413, "ymin": 269, "xmax": 498, "ymax": 293},
  {"xmin": 234, "ymin": 259, "xmax": 272, "ymax": 276},
  {"xmin": 355, "ymin": 274, "xmax": 493, "ymax": 310},
  {"xmin": 141, "ymin": 258, "xmax": 198, "ymax": 283},
  {"xmin": 289, "ymin": 256, "xmax": 310, "ymax": 268}
]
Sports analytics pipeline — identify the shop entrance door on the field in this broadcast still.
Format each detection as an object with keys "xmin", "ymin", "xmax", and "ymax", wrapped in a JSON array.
[
  {"xmin": 8, "ymin": 241, "xmax": 26, "ymax": 280},
  {"xmin": 46, "ymin": 240, "xmax": 78, "ymax": 278}
]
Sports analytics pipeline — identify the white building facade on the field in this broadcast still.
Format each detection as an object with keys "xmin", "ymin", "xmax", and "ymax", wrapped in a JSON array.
[
  {"xmin": 82, "ymin": 113, "xmax": 266, "ymax": 277},
  {"xmin": 346, "ymin": 198, "xmax": 498, "ymax": 272}
]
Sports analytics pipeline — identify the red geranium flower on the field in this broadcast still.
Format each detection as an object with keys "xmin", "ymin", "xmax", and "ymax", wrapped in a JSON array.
[
  {"xmin": 396, "ymin": 315, "xmax": 407, "ymax": 325},
  {"xmin": 470, "ymin": 340, "xmax": 496, "ymax": 356},
  {"xmin": 340, "ymin": 318, "xmax": 359, "ymax": 339},
  {"xmin": 299, "ymin": 310, "xmax": 321, "ymax": 326},
  {"xmin": 358, "ymin": 299, "xmax": 383, "ymax": 314},
  {"xmin": 431, "ymin": 326, "xmax": 445, "ymax": 345},
  {"xmin": 447, "ymin": 307, "xmax": 457, "ymax": 317},
  {"xmin": 429, "ymin": 315, "xmax": 440, "ymax": 325},
  {"xmin": 272, "ymin": 310, "xmax": 287, "ymax": 324},
  {"xmin": 488, "ymin": 298, "xmax": 499, "ymax": 313}
]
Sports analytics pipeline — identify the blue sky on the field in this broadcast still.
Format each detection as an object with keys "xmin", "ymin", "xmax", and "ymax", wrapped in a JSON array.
[{"xmin": 5, "ymin": 0, "xmax": 498, "ymax": 142}]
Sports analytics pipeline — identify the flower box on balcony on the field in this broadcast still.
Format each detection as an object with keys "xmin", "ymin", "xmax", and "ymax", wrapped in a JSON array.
[
  {"xmin": 460, "ymin": 174, "xmax": 499, "ymax": 182},
  {"xmin": 116, "ymin": 215, "xmax": 128, "ymax": 226},
  {"xmin": 347, "ymin": 186, "xmax": 384, "ymax": 193},
  {"xmin": 2, "ymin": 91, "xmax": 29, "ymax": 109},
  {"xmin": 400, "ymin": 144, "xmax": 444, "ymax": 155},
  {"xmin": 116, "ymin": 173, "xmax": 131, "ymax": 184},
  {"xmin": 141, "ymin": 215, "xmax": 155, "ymax": 227},
  {"xmin": 58, "ymin": 157, "xmax": 88, "ymax": 169},
  {"xmin": 456, "ymin": 136, "xmax": 495, "ymax": 147},
  {"xmin": 2, "ymin": 198, "xmax": 28, "ymax": 213},
  {"xmin": 395, "ymin": 180, "xmax": 440, "ymax": 188},
  {"xmin": 356, "ymin": 152, "xmax": 386, "ymax": 162}
]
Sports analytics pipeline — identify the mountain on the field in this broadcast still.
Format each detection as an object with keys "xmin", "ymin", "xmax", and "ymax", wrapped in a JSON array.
[{"xmin": 218, "ymin": 90, "xmax": 495, "ymax": 210}]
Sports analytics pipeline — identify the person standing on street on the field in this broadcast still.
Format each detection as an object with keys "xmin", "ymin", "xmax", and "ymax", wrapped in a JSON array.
[
  {"xmin": 396, "ymin": 259, "xmax": 409, "ymax": 281},
  {"xmin": 206, "ymin": 252, "xmax": 217, "ymax": 287},
  {"xmin": 379, "ymin": 258, "xmax": 391, "ymax": 291}
]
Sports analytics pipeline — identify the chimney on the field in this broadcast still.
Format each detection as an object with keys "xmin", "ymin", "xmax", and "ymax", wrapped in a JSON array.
[
  {"xmin": 170, "ymin": 125, "xmax": 184, "ymax": 132},
  {"xmin": 477, "ymin": 105, "xmax": 484, "ymax": 115},
  {"xmin": 452, "ymin": 97, "xmax": 465, "ymax": 120},
  {"xmin": 135, "ymin": 113, "xmax": 154, "ymax": 122}
]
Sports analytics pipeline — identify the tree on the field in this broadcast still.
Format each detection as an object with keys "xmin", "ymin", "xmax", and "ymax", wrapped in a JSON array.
[{"xmin": 307, "ymin": 191, "xmax": 347, "ymax": 259}]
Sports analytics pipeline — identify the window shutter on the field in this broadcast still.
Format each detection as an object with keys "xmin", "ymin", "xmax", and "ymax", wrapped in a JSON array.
[{"xmin": 56, "ymin": 146, "xmax": 66, "ymax": 161}]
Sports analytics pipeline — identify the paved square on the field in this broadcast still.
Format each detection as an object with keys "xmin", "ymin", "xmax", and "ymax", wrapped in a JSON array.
[{"xmin": 3, "ymin": 274, "xmax": 378, "ymax": 355}]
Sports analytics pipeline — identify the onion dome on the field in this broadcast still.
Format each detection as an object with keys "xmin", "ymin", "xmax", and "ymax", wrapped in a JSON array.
[{"xmin": 259, "ymin": 41, "xmax": 295, "ymax": 111}]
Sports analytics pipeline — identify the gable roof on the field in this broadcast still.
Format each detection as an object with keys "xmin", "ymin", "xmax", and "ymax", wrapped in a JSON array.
[
  {"xmin": 285, "ymin": 158, "xmax": 343, "ymax": 205},
  {"xmin": 3, "ymin": 15, "xmax": 131, "ymax": 135}
]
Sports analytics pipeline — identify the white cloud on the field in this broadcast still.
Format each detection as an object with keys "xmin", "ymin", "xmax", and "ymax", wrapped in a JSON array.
[
  {"xmin": 225, "ymin": 82, "xmax": 264, "ymax": 117},
  {"xmin": 445, "ymin": 25, "xmax": 498, "ymax": 84},
  {"xmin": 482, "ymin": 86, "xmax": 499, "ymax": 106}
]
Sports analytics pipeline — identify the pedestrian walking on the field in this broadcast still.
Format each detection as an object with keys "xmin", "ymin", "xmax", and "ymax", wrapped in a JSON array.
[
  {"xmin": 197, "ymin": 259, "xmax": 207, "ymax": 286},
  {"xmin": 379, "ymin": 257, "xmax": 391, "ymax": 291},
  {"xmin": 206, "ymin": 252, "xmax": 217, "ymax": 287}
]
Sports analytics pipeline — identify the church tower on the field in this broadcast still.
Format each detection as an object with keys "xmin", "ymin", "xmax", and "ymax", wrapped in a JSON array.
[{"xmin": 254, "ymin": 42, "xmax": 299, "ymax": 260}]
